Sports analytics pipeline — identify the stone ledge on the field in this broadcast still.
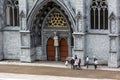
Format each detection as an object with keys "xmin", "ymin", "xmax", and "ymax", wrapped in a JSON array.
[
  {"xmin": 73, "ymin": 49, "xmax": 84, "ymax": 51},
  {"xmin": 108, "ymin": 34, "xmax": 119, "ymax": 37},
  {"xmin": 20, "ymin": 30, "xmax": 30, "ymax": 33},
  {"xmin": 1, "ymin": 26, "xmax": 20, "ymax": 31},
  {"xmin": 21, "ymin": 46, "xmax": 30, "ymax": 49},
  {"xmin": 73, "ymin": 32, "xmax": 85, "ymax": 35}
]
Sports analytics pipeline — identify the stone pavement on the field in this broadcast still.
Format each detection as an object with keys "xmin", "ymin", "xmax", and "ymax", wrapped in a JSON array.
[
  {"xmin": 0, "ymin": 60, "xmax": 119, "ymax": 71},
  {"xmin": 0, "ymin": 73, "xmax": 115, "ymax": 80},
  {"xmin": 0, "ymin": 60, "xmax": 119, "ymax": 80}
]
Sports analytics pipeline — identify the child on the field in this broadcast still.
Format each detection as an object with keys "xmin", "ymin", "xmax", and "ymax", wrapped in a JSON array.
[{"xmin": 65, "ymin": 60, "xmax": 68, "ymax": 66}]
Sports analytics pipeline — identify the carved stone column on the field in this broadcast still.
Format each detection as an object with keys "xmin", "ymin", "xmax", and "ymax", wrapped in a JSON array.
[
  {"xmin": 53, "ymin": 32, "xmax": 59, "ymax": 61},
  {"xmin": 20, "ymin": 30, "xmax": 34, "ymax": 62},
  {"xmin": 108, "ymin": 12, "xmax": 120, "ymax": 67},
  {"xmin": 73, "ymin": 32, "xmax": 85, "ymax": 65},
  {"xmin": 19, "ymin": 0, "xmax": 35, "ymax": 62},
  {"xmin": 72, "ymin": 11, "xmax": 86, "ymax": 65}
]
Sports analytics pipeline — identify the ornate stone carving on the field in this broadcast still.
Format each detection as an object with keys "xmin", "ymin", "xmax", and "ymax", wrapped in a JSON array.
[
  {"xmin": 109, "ymin": 12, "xmax": 116, "ymax": 34},
  {"xmin": 75, "ymin": 11, "xmax": 82, "ymax": 32},
  {"xmin": 48, "ymin": 11, "xmax": 67, "ymax": 27}
]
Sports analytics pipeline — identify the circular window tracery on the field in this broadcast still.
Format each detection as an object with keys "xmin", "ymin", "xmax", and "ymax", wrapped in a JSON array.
[{"xmin": 48, "ymin": 12, "xmax": 67, "ymax": 27}]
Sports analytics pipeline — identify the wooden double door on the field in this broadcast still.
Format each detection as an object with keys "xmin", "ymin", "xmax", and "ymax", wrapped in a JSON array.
[{"xmin": 46, "ymin": 38, "xmax": 68, "ymax": 61}]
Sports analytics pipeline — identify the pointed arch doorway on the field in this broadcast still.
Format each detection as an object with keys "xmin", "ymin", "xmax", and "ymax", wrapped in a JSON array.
[{"xmin": 29, "ymin": 1, "xmax": 74, "ymax": 61}]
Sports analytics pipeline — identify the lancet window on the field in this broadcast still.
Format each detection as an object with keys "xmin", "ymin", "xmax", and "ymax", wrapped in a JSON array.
[
  {"xmin": 6, "ymin": 0, "xmax": 19, "ymax": 26},
  {"xmin": 90, "ymin": 0, "xmax": 108, "ymax": 29}
]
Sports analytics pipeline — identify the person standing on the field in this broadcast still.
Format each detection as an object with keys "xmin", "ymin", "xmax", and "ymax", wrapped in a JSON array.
[
  {"xmin": 70, "ymin": 57, "xmax": 75, "ymax": 69},
  {"xmin": 86, "ymin": 56, "xmax": 89, "ymax": 68},
  {"xmin": 94, "ymin": 59, "xmax": 98, "ymax": 70},
  {"xmin": 78, "ymin": 58, "xmax": 81, "ymax": 69},
  {"xmin": 74, "ymin": 59, "xmax": 78, "ymax": 70},
  {"xmin": 65, "ymin": 59, "xmax": 68, "ymax": 66},
  {"xmin": 75, "ymin": 55, "xmax": 78, "ymax": 60}
]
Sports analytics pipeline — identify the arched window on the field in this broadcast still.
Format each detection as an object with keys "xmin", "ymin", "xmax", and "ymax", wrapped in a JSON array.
[
  {"xmin": 90, "ymin": 0, "xmax": 108, "ymax": 29},
  {"xmin": 6, "ymin": 0, "xmax": 19, "ymax": 26}
]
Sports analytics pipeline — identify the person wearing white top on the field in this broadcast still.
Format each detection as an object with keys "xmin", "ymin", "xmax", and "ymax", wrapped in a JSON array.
[
  {"xmin": 94, "ymin": 59, "xmax": 98, "ymax": 69},
  {"xmin": 74, "ymin": 59, "xmax": 78, "ymax": 69},
  {"xmin": 86, "ymin": 56, "xmax": 89, "ymax": 68},
  {"xmin": 65, "ymin": 60, "xmax": 68, "ymax": 66}
]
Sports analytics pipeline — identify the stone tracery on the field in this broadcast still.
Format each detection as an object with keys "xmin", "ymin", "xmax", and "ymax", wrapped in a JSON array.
[
  {"xmin": 48, "ymin": 12, "xmax": 67, "ymax": 27},
  {"xmin": 90, "ymin": 0, "xmax": 108, "ymax": 29},
  {"xmin": 6, "ymin": 0, "xmax": 19, "ymax": 26}
]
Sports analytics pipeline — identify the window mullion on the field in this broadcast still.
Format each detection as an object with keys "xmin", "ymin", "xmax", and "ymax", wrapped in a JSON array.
[
  {"xmin": 17, "ymin": 7, "xmax": 19, "ymax": 25},
  {"xmin": 7, "ymin": 7, "xmax": 10, "ymax": 25},
  {"xmin": 94, "ymin": 8, "xmax": 96, "ymax": 29},
  {"xmin": 103, "ymin": 8, "xmax": 105, "ymax": 29},
  {"xmin": 12, "ymin": 6, "xmax": 15, "ymax": 26},
  {"xmin": 98, "ymin": 8, "xmax": 100, "ymax": 29}
]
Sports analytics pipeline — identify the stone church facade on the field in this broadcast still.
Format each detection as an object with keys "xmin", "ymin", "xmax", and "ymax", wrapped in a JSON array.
[{"xmin": 0, "ymin": 0, "xmax": 120, "ymax": 67}]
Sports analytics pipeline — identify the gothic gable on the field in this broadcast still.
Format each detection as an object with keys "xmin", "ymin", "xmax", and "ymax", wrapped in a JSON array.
[{"xmin": 27, "ymin": 0, "xmax": 75, "ymax": 31}]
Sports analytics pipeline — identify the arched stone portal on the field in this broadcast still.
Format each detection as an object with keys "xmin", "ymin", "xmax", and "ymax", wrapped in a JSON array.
[{"xmin": 29, "ymin": 1, "xmax": 74, "ymax": 61}]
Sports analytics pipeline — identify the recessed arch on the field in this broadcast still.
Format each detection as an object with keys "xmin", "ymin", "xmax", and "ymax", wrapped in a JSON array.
[
  {"xmin": 29, "ymin": 1, "xmax": 74, "ymax": 47},
  {"xmin": 42, "ymin": 7, "xmax": 70, "ymax": 29},
  {"xmin": 27, "ymin": 0, "xmax": 75, "ymax": 31},
  {"xmin": 29, "ymin": 1, "xmax": 74, "ymax": 61}
]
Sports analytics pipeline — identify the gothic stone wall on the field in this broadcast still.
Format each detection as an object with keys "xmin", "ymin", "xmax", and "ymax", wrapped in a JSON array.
[
  {"xmin": 3, "ymin": 30, "xmax": 20, "ymax": 59},
  {"xmin": 0, "ymin": 31, "xmax": 3, "ymax": 59},
  {"xmin": 86, "ymin": 34, "xmax": 109, "ymax": 63}
]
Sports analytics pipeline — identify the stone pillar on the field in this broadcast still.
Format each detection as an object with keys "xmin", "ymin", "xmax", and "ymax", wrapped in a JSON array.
[
  {"xmin": 19, "ymin": 0, "xmax": 35, "ymax": 62},
  {"xmin": 53, "ymin": 32, "xmax": 59, "ymax": 61},
  {"xmin": 19, "ymin": 0, "xmax": 27, "ymax": 30},
  {"xmin": 73, "ymin": 12, "xmax": 85, "ymax": 65},
  {"xmin": 0, "ymin": 0, "xmax": 5, "ymax": 60},
  {"xmin": 20, "ymin": 31, "xmax": 32, "ymax": 62},
  {"xmin": 108, "ymin": 12, "xmax": 120, "ymax": 67},
  {"xmin": 73, "ymin": 33, "xmax": 85, "ymax": 65},
  {"xmin": 107, "ymin": 0, "xmax": 120, "ymax": 67},
  {"xmin": 72, "ymin": 0, "xmax": 86, "ymax": 65}
]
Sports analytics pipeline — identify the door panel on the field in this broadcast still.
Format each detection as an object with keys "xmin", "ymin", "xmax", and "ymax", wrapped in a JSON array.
[
  {"xmin": 59, "ymin": 38, "xmax": 68, "ymax": 61},
  {"xmin": 46, "ymin": 38, "xmax": 55, "ymax": 61}
]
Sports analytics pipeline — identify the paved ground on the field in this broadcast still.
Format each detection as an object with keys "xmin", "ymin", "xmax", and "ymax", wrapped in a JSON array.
[
  {"xmin": 0, "ymin": 60, "xmax": 119, "ymax": 80},
  {"xmin": 0, "ymin": 73, "xmax": 115, "ymax": 80}
]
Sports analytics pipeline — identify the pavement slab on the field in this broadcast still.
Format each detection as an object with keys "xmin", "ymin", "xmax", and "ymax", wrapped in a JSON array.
[
  {"xmin": 0, "ymin": 61, "xmax": 119, "ymax": 80},
  {"xmin": 0, "ymin": 73, "xmax": 115, "ymax": 80}
]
